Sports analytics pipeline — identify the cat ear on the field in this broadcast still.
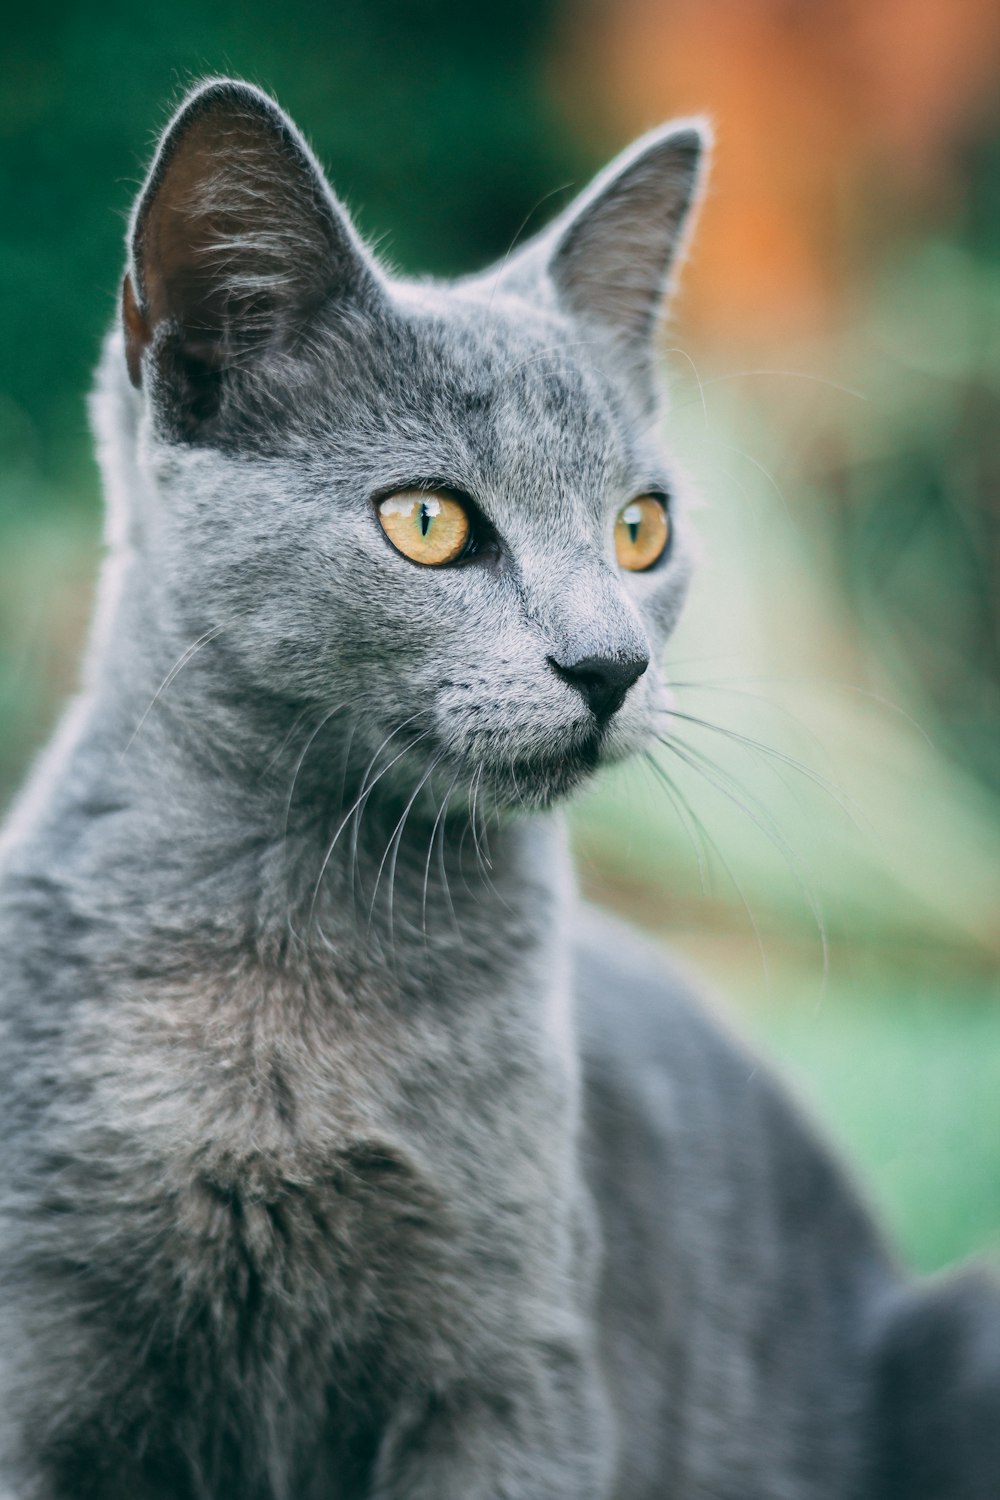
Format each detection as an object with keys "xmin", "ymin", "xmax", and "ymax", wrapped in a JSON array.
[
  {"xmin": 503, "ymin": 121, "xmax": 710, "ymax": 394},
  {"xmin": 123, "ymin": 78, "xmax": 378, "ymax": 424}
]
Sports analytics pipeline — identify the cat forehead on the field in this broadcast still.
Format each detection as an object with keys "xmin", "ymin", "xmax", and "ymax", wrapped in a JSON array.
[
  {"xmin": 166, "ymin": 275, "xmax": 667, "ymax": 535},
  {"xmin": 392, "ymin": 279, "xmax": 614, "ymax": 416},
  {"xmin": 304, "ymin": 281, "xmax": 651, "ymax": 509}
]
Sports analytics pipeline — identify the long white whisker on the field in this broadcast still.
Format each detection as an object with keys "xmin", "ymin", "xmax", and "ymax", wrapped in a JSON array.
[
  {"xmin": 349, "ymin": 725, "xmax": 433, "ymax": 925},
  {"xmin": 671, "ymin": 366, "xmax": 867, "ymax": 407},
  {"xmin": 282, "ymin": 701, "xmax": 348, "ymax": 843},
  {"xmin": 641, "ymin": 752, "xmax": 709, "ymax": 893},
  {"xmin": 485, "ymin": 179, "xmax": 574, "ymax": 312},
  {"xmin": 119, "ymin": 622, "xmax": 228, "ymax": 759},
  {"xmin": 659, "ymin": 733, "xmax": 829, "ymax": 979},
  {"xmin": 661, "ymin": 345, "xmax": 709, "ymax": 430},
  {"xmin": 369, "ymin": 751, "xmax": 444, "ymax": 945},
  {"xmin": 658, "ymin": 705, "xmax": 865, "ymax": 831},
  {"xmin": 646, "ymin": 747, "xmax": 771, "ymax": 989},
  {"xmin": 307, "ymin": 715, "xmax": 426, "ymax": 929},
  {"xmin": 665, "ymin": 669, "xmax": 937, "ymax": 751},
  {"xmin": 423, "ymin": 762, "xmax": 464, "ymax": 939}
]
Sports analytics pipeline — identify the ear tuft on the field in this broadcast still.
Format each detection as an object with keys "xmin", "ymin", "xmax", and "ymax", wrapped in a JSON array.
[{"xmin": 124, "ymin": 79, "xmax": 376, "ymax": 427}]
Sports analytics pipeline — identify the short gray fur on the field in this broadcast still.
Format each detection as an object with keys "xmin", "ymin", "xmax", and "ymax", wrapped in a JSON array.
[{"xmin": 0, "ymin": 79, "xmax": 996, "ymax": 1500}]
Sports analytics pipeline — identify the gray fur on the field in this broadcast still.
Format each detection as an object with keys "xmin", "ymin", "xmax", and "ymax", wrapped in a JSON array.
[{"xmin": 0, "ymin": 79, "xmax": 996, "ymax": 1499}]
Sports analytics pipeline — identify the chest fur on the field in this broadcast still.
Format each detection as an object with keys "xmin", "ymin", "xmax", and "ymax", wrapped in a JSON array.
[{"xmin": 47, "ymin": 955, "xmax": 581, "ymax": 1371}]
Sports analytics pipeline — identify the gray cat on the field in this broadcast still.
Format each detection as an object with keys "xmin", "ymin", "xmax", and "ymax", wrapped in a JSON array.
[{"xmin": 0, "ymin": 78, "xmax": 997, "ymax": 1500}]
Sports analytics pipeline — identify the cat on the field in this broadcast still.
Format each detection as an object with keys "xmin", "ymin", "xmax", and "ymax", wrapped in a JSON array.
[{"xmin": 0, "ymin": 76, "xmax": 997, "ymax": 1500}]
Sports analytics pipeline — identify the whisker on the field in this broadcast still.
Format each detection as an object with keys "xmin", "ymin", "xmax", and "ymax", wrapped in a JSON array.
[
  {"xmin": 383, "ymin": 750, "xmax": 446, "ymax": 948},
  {"xmin": 657, "ymin": 733, "xmax": 829, "ymax": 977},
  {"xmin": 506, "ymin": 754, "xmax": 528, "ymax": 813},
  {"xmin": 261, "ymin": 704, "xmax": 313, "ymax": 779},
  {"xmin": 369, "ymin": 751, "xmax": 444, "ymax": 950},
  {"xmin": 641, "ymin": 752, "xmax": 709, "ymax": 892},
  {"xmin": 435, "ymin": 766, "xmax": 464, "ymax": 938},
  {"xmin": 485, "ymin": 179, "xmax": 575, "ymax": 312},
  {"xmin": 469, "ymin": 763, "xmax": 493, "ymax": 874},
  {"xmin": 666, "ymin": 667, "xmax": 936, "ymax": 748},
  {"xmin": 466, "ymin": 763, "xmax": 513, "ymax": 914},
  {"xmin": 658, "ymin": 706, "xmax": 864, "ymax": 830},
  {"xmin": 478, "ymin": 774, "xmax": 497, "ymax": 868},
  {"xmin": 349, "ymin": 725, "xmax": 433, "ymax": 927},
  {"xmin": 346, "ymin": 712, "xmax": 426, "ymax": 907},
  {"xmin": 307, "ymin": 715, "xmax": 426, "ymax": 929},
  {"xmin": 668, "ymin": 677, "xmax": 828, "ymax": 746},
  {"xmin": 671, "ymin": 365, "xmax": 867, "ymax": 407},
  {"xmin": 660, "ymin": 345, "xmax": 709, "ymax": 430},
  {"xmin": 678, "ymin": 430, "xmax": 794, "ymax": 522},
  {"xmin": 456, "ymin": 788, "xmax": 479, "ymax": 898},
  {"xmin": 119, "ymin": 622, "xmax": 229, "ymax": 758},
  {"xmin": 456, "ymin": 764, "xmax": 491, "ymax": 902},
  {"xmin": 644, "ymin": 749, "xmax": 772, "ymax": 989},
  {"xmin": 423, "ymin": 761, "xmax": 464, "ymax": 940},
  {"xmin": 661, "ymin": 732, "xmax": 796, "ymax": 862},
  {"xmin": 281, "ymin": 700, "xmax": 349, "ymax": 844}
]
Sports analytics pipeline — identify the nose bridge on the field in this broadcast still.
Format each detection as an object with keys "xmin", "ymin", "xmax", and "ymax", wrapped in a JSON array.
[{"xmin": 537, "ymin": 554, "xmax": 649, "ymax": 665}]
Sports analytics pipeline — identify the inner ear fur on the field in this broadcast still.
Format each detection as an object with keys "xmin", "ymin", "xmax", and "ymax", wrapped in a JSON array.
[{"xmin": 124, "ymin": 79, "xmax": 375, "ymax": 401}]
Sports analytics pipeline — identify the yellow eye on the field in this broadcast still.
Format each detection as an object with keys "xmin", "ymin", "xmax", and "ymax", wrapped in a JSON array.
[
  {"xmin": 376, "ymin": 490, "xmax": 471, "ymax": 566},
  {"xmin": 614, "ymin": 495, "xmax": 670, "ymax": 572}
]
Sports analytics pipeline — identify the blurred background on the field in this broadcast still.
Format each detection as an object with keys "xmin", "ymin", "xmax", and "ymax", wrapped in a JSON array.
[{"xmin": 1, "ymin": 0, "xmax": 998, "ymax": 1273}]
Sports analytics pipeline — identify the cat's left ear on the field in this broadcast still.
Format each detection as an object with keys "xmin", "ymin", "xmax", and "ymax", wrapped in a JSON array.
[{"xmin": 505, "ymin": 120, "xmax": 710, "ymax": 393}]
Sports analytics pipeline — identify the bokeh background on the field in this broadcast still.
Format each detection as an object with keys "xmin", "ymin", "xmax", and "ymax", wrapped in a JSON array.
[{"xmin": 2, "ymin": 0, "xmax": 998, "ymax": 1273}]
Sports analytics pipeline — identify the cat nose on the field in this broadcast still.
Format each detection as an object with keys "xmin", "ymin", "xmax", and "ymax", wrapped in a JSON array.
[{"xmin": 548, "ymin": 650, "xmax": 649, "ymax": 723}]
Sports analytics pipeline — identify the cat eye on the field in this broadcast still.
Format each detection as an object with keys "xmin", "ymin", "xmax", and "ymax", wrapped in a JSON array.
[
  {"xmin": 376, "ymin": 490, "xmax": 472, "ymax": 566},
  {"xmin": 614, "ymin": 495, "xmax": 670, "ymax": 572}
]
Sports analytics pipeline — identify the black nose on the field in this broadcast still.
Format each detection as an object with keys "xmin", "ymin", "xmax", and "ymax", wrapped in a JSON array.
[{"xmin": 548, "ymin": 651, "xmax": 649, "ymax": 723}]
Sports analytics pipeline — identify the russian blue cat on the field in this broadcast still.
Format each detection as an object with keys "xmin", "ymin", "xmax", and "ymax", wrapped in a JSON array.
[{"xmin": 0, "ymin": 79, "xmax": 997, "ymax": 1499}]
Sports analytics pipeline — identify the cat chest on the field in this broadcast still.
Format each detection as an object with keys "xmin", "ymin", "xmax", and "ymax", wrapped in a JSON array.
[
  {"xmin": 75, "ymin": 982, "xmax": 569, "ymax": 1365},
  {"xmin": 70, "ymin": 1077, "xmax": 472, "ymax": 1418}
]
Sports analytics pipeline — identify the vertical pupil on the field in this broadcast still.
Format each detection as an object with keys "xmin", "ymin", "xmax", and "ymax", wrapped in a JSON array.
[
  {"xmin": 628, "ymin": 521, "xmax": 640, "ymax": 545},
  {"xmin": 419, "ymin": 503, "xmax": 431, "ymax": 537}
]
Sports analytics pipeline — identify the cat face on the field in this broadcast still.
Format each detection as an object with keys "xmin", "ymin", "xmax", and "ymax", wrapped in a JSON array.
[{"xmin": 119, "ymin": 81, "xmax": 708, "ymax": 811}]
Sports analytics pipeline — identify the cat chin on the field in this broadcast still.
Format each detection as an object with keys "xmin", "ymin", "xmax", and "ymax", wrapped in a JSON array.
[
  {"xmin": 483, "ymin": 732, "xmax": 606, "ymax": 811},
  {"xmin": 454, "ymin": 716, "xmax": 662, "ymax": 813}
]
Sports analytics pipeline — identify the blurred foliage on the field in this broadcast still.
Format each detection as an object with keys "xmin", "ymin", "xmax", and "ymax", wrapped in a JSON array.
[
  {"xmin": 823, "ymin": 232, "xmax": 1000, "ymax": 804},
  {"xmin": 1, "ymin": 2, "xmax": 998, "ymax": 1274}
]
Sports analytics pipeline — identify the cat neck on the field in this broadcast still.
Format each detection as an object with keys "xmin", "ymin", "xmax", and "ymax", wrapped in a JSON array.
[{"xmin": 5, "ymin": 554, "xmax": 571, "ymax": 995}]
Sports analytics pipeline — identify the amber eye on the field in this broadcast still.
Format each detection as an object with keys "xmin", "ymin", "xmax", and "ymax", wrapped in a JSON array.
[
  {"xmin": 614, "ymin": 495, "xmax": 670, "ymax": 572},
  {"xmin": 377, "ymin": 490, "xmax": 472, "ymax": 566}
]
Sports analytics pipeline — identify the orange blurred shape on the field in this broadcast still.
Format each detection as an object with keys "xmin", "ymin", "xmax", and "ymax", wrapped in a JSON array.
[{"xmin": 559, "ymin": 0, "xmax": 1000, "ymax": 350}]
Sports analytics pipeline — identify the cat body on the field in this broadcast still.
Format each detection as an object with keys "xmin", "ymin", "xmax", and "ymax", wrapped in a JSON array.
[{"xmin": 0, "ymin": 80, "xmax": 997, "ymax": 1499}]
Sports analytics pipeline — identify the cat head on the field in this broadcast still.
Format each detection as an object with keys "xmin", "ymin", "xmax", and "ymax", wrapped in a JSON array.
[{"xmin": 113, "ymin": 79, "xmax": 709, "ymax": 811}]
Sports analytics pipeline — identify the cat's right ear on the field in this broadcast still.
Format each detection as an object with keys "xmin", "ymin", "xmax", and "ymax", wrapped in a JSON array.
[{"xmin": 123, "ymin": 79, "xmax": 379, "ymax": 430}]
